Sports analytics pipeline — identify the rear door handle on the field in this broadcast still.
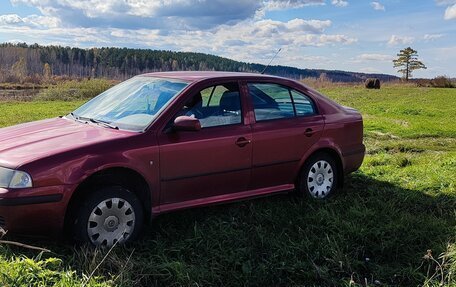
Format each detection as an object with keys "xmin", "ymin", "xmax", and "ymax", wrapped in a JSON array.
[
  {"xmin": 235, "ymin": 137, "xmax": 251, "ymax": 147},
  {"xmin": 304, "ymin": 128, "xmax": 314, "ymax": 137}
]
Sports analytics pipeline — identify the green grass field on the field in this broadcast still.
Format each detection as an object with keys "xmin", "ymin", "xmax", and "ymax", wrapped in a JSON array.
[{"xmin": 0, "ymin": 85, "xmax": 455, "ymax": 286}]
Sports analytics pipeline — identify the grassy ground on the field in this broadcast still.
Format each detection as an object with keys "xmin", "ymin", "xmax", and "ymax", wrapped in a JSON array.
[
  {"xmin": 0, "ymin": 85, "xmax": 455, "ymax": 286},
  {"xmin": 0, "ymin": 101, "xmax": 84, "ymax": 128}
]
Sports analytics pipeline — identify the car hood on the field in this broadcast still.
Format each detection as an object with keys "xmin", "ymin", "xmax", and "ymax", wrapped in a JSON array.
[{"xmin": 0, "ymin": 117, "xmax": 133, "ymax": 169}]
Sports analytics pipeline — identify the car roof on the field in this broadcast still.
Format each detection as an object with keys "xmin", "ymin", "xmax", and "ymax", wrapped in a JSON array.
[{"xmin": 141, "ymin": 71, "xmax": 288, "ymax": 82}]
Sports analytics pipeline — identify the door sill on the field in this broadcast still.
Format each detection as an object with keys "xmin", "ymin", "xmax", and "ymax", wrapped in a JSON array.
[{"xmin": 153, "ymin": 184, "xmax": 295, "ymax": 215}]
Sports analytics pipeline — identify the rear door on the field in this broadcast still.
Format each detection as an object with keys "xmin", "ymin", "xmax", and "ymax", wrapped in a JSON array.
[
  {"xmin": 246, "ymin": 82, "xmax": 324, "ymax": 190},
  {"xmin": 157, "ymin": 81, "xmax": 252, "ymax": 206}
]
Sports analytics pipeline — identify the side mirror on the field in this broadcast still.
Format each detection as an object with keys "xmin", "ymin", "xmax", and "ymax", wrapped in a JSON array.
[{"xmin": 173, "ymin": 116, "xmax": 201, "ymax": 131}]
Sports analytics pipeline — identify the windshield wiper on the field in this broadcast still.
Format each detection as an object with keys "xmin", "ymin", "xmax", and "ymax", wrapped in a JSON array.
[
  {"xmin": 68, "ymin": 112, "xmax": 87, "ymax": 124},
  {"xmin": 69, "ymin": 113, "xmax": 118, "ymax": 130},
  {"xmin": 88, "ymin": 118, "xmax": 119, "ymax": 130}
]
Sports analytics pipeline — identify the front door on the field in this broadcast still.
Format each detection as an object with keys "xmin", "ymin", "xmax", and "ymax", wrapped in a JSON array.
[{"xmin": 158, "ymin": 81, "xmax": 252, "ymax": 207}]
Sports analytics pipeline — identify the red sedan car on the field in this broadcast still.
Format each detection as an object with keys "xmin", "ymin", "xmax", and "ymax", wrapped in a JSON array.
[{"xmin": 0, "ymin": 72, "xmax": 364, "ymax": 246}]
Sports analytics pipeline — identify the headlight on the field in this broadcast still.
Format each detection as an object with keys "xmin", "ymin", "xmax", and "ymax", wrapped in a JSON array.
[{"xmin": 0, "ymin": 167, "xmax": 33, "ymax": 189}]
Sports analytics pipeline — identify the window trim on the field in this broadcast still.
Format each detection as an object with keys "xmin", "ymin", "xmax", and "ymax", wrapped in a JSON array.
[
  {"xmin": 288, "ymin": 88, "xmax": 298, "ymax": 117},
  {"xmin": 206, "ymin": 86, "xmax": 216, "ymax": 107}
]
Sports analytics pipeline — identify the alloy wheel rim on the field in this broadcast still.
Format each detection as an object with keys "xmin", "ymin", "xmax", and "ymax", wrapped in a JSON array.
[
  {"xmin": 307, "ymin": 160, "xmax": 334, "ymax": 199},
  {"xmin": 87, "ymin": 197, "xmax": 135, "ymax": 246}
]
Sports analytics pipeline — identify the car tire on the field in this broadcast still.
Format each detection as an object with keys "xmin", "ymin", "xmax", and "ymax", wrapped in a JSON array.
[
  {"xmin": 72, "ymin": 186, "xmax": 144, "ymax": 247},
  {"xmin": 298, "ymin": 152, "xmax": 338, "ymax": 199}
]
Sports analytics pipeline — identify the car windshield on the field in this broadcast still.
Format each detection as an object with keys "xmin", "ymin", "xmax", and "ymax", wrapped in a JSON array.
[{"xmin": 71, "ymin": 76, "xmax": 189, "ymax": 131}]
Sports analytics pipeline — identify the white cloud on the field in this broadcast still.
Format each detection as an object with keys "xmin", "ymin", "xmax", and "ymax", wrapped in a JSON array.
[
  {"xmin": 209, "ymin": 18, "xmax": 355, "ymax": 53},
  {"xmin": 423, "ymin": 33, "xmax": 444, "ymax": 41},
  {"xmin": 0, "ymin": 13, "xmax": 60, "ymax": 28},
  {"xmin": 434, "ymin": 0, "xmax": 456, "ymax": 19},
  {"xmin": 331, "ymin": 0, "xmax": 348, "ymax": 7},
  {"xmin": 280, "ymin": 18, "xmax": 332, "ymax": 33},
  {"xmin": 371, "ymin": 1, "xmax": 385, "ymax": 11},
  {"xmin": 23, "ymin": 15, "xmax": 60, "ymax": 28},
  {"xmin": 357, "ymin": 53, "xmax": 393, "ymax": 61},
  {"xmin": 278, "ymin": 54, "xmax": 333, "ymax": 67},
  {"xmin": 387, "ymin": 35, "xmax": 413, "ymax": 46},
  {"xmin": 444, "ymin": 4, "xmax": 456, "ymax": 19},
  {"xmin": 0, "ymin": 14, "xmax": 23, "ymax": 25},
  {"xmin": 318, "ymin": 34, "xmax": 357, "ymax": 44},
  {"xmin": 264, "ymin": 0, "xmax": 325, "ymax": 10}
]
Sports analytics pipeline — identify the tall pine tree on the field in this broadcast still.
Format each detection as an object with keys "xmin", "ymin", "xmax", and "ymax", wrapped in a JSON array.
[{"xmin": 393, "ymin": 47, "xmax": 426, "ymax": 81}]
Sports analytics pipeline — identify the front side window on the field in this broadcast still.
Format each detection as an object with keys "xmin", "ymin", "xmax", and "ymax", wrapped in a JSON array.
[
  {"xmin": 174, "ymin": 82, "xmax": 242, "ymax": 128},
  {"xmin": 72, "ymin": 76, "xmax": 188, "ymax": 131}
]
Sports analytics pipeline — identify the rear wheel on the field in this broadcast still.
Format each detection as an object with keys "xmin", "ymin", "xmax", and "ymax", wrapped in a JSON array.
[
  {"xmin": 72, "ymin": 186, "xmax": 143, "ymax": 246},
  {"xmin": 299, "ymin": 153, "xmax": 338, "ymax": 199}
]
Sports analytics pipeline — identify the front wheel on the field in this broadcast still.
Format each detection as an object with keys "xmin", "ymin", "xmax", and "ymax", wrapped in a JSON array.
[
  {"xmin": 299, "ymin": 153, "xmax": 338, "ymax": 199},
  {"xmin": 72, "ymin": 186, "xmax": 144, "ymax": 247}
]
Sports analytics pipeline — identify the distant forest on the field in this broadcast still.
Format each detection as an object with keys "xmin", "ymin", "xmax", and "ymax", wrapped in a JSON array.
[{"xmin": 0, "ymin": 43, "xmax": 397, "ymax": 83}]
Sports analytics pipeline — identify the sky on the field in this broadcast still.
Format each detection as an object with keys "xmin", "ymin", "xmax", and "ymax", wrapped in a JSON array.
[{"xmin": 0, "ymin": 0, "xmax": 455, "ymax": 78}]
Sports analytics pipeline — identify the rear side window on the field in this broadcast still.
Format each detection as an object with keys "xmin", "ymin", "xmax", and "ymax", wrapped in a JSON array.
[
  {"xmin": 290, "ymin": 90, "xmax": 316, "ymax": 116},
  {"xmin": 248, "ymin": 83, "xmax": 294, "ymax": 121},
  {"xmin": 248, "ymin": 83, "xmax": 317, "ymax": 121}
]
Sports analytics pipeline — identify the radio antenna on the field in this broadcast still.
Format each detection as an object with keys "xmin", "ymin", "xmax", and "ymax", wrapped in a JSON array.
[{"xmin": 261, "ymin": 48, "xmax": 282, "ymax": 74}]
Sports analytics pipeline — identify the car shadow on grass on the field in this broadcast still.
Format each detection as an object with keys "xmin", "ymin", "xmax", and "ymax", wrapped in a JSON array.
[{"xmin": 2, "ymin": 173, "xmax": 455, "ymax": 286}]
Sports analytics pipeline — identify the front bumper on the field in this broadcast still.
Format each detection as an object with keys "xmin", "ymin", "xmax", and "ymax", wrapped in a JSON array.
[{"xmin": 0, "ymin": 185, "xmax": 73, "ymax": 236}]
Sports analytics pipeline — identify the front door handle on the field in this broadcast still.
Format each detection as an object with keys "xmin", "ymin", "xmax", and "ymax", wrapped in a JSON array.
[
  {"xmin": 235, "ymin": 137, "xmax": 251, "ymax": 147},
  {"xmin": 304, "ymin": 128, "xmax": 314, "ymax": 137}
]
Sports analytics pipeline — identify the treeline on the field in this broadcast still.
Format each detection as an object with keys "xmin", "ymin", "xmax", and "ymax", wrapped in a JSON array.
[{"xmin": 0, "ymin": 43, "xmax": 397, "ymax": 83}]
